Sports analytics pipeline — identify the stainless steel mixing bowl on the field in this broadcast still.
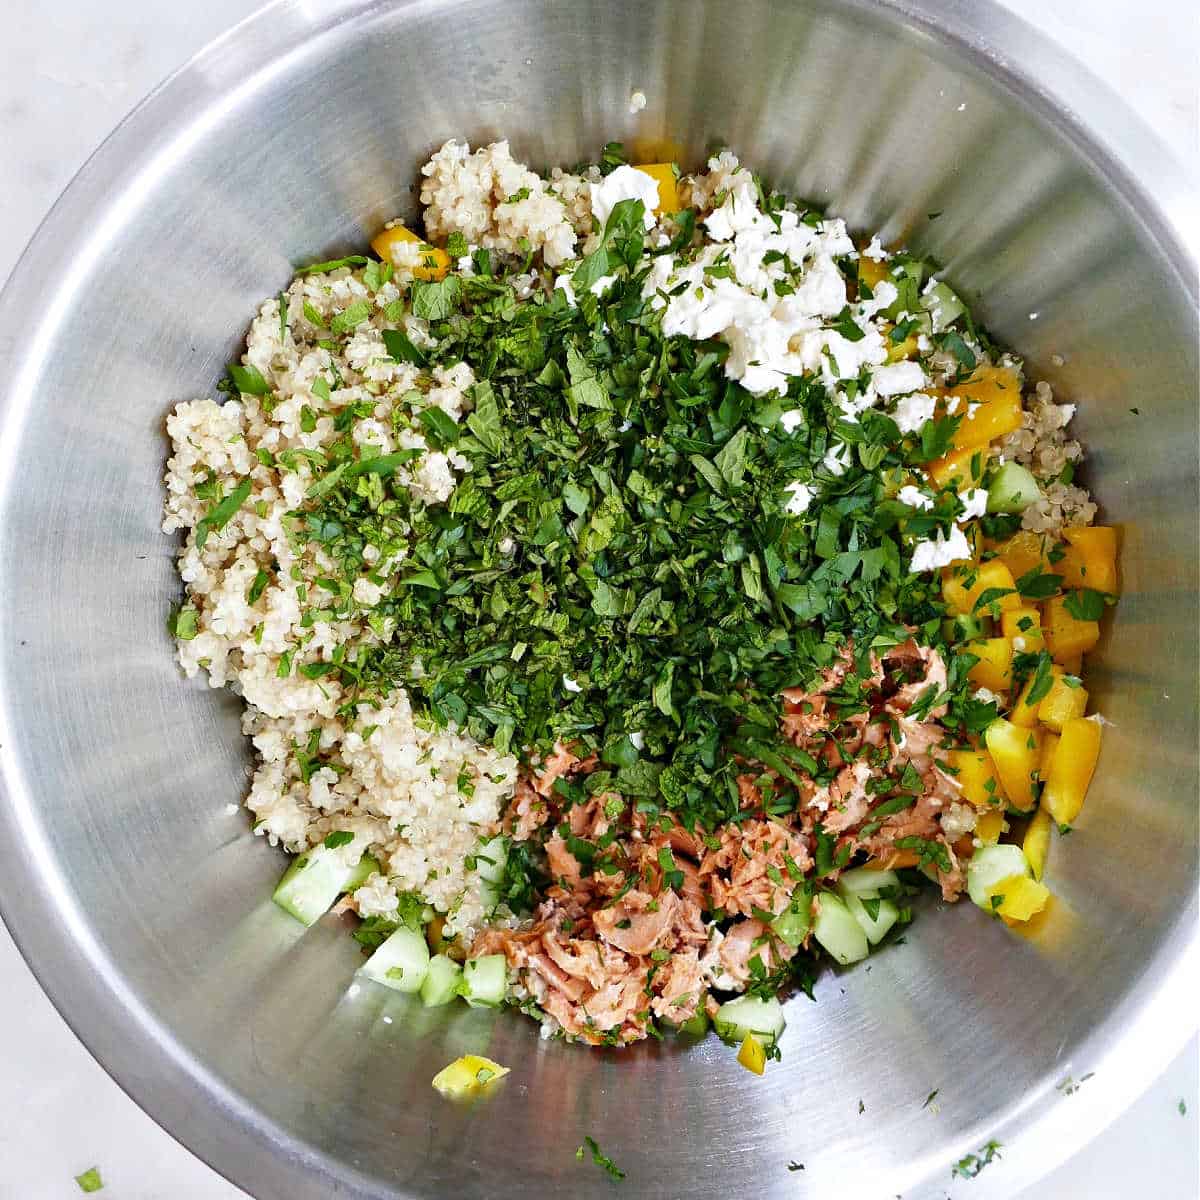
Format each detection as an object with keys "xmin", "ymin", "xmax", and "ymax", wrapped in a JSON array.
[{"xmin": 0, "ymin": 1, "xmax": 1195, "ymax": 1197}]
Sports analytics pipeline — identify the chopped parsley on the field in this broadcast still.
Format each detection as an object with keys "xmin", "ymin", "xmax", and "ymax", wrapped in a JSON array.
[
  {"xmin": 577, "ymin": 1135, "xmax": 626, "ymax": 1181},
  {"xmin": 951, "ymin": 1140, "xmax": 1002, "ymax": 1179},
  {"xmin": 74, "ymin": 1168, "xmax": 104, "ymax": 1193}
]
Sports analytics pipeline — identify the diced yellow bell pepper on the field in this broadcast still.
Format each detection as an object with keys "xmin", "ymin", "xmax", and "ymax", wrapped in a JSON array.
[
  {"xmin": 942, "ymin": 560, "xmax": 1020, "ymax": 617},
  {"xmin": 944, "ymin": 748, "xmax": 1007, "ymax": 809},
  {"xmin": 1042, "ymin": 717, "xmax": 1102, "ymax": 827},
  {"xmin": 1011, "ymin": 664, "xmax": 1061, "ymax": 728},
  {"xmin": 1058, "ymin": 526, "xmax": 1119, "ymax": 595},
  {"xmin": 984, "ymin": 718, "xmax": 1042, "ymax": 812},
  {"xmin": 965, "ymin": 638, "xmax": 1013, "ymax": 692},
  {"xmin": 974, "ymin": 809, "xmax": 1007, "ymax": 844},
  {"xmin": 1023, "ymin": 808, "xmax": 1053, "ymax": 881},
  {"xmin": 371, "ymin": 224, "xmax": 451, "ymax": 281},
  {"xmin": 737, "ymin": 1032, "xmax": 767, "ymax": 1075},
  {"xmin": 632, "ymin": 163, "xmax": 679, "ymax": 214},
  {"xmin": 942, "ymin": 366, "xmax": 1024, "ymax": 451},
  {"xmin": 857, "ymin": 253, "xmax": 891, "ymax": 292},
  {"xmin": 1038, "ymin": 674, "xmax": 1088, "ymax": 731},
  {"xmin": 926, "ymin": 445, "xmax": 991, "ymax": 490},
  {"xmin": 990, "ymin": 873, "xmax": 1052, "ymax": 921},
  {"xmin": 882, "ymin": 322, "xmax": 920, "ymax": 363},
  {"xmin": 1000, "ymin": 605, "xmax": 1045, "ymax": 654},
  {"xmin": 1039, "ymin": 730, "xmax": 1061, "ymax": 780},
  {"xmin": 431, "ymin": 1054, "xmax": 510, "ymax": 1098},
  {"xmin": 993, "ymin": 531, "xmax": 1055, "ymax": 584},
  {"xmin": 1043, "ymin": 596, "xmax": 1101, "ymax": 663}
]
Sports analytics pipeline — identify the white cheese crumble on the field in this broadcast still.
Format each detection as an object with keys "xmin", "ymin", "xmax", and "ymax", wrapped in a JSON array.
[
  {"xmin": 897, "ymin": 485, "xmax": 934, "ymax": 510},
  {"xmin": 628, "ymin": 90, "xmax": 647, "ymax": 114},
  {"xmin": 957, "ymin": 488, "xmax": 989, "ymax": 522},
  {"xmin": 891, "ymin": 391, "xmax": 937, "ymax": 435},
  {"xmin": 909, "ymin": 526, "xmax": 972, "ymax": 573},
  {"xmin": 589, "ymin": 165, "xmax": 660, "ymax": 231},
  {"xmin": 874, "ymin": 361, "xmax": 928, "ymax": 397},
  {"xmin": 783, "ymin": 481, "xmax": 815, "ymax": 515},
  {"xmin": 779, "ymin": 409, "xmax": 806, "ymax": 433},
  {"xmin": 562, "ymin": 675, "xmax": 583, "ymax": 694},
  {"xmin": 973, "ymin": 687, "xmax": 1004, "ymax": 706},
  {"xmin": 862, "ymin": 235, "xmax": 892, "ymax": 261}
]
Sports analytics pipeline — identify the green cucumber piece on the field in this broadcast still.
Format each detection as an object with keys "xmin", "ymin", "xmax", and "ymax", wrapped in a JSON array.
[
  {"xmin": 842, "ymin": 892, "xmax": 900, "ymax": 945},
  {"xmin": 920, "ymin": 280, "xmax": 967, "ymax": 332},
  {"xmin": 987, "ymin": 462, "xmax": 1042, "ymax": 514},
  {"xmin": 770, "ymin": 897, "xmax": 812, "ymax": 948},
  {"xmin": 462, "ymin": 954, "xmax": 508, "ymax": 1008},
  {"xmin": 272, "ymin": 849, "xmax": 380, "ymax": 927},
  {"xmin": 812, "ymin": 892, "xmax": 870, "ymax": 965},
  {"xmin": 836, "ymin": 866, "xmax": 900, "ymax": 897},
  {"xmin": 713, "ymin": 995, "xmax": 785, "ymax": 1048},
  {"xmin": 966, "ymin": 843, "xmax": 1030, "ymax": 910},
  {"xmin": 359, "ymin": 926, "xmax": 430, "ymax": 994},
  {"xmin": 474, "ymin": 835, "xmax": 509, "ymax": 910},
  {"xmin": 419, "ymin": 953, "xmax": 464, "ymax": 1007},
  {"xmin": 671, "ymin": 1010, "xmax": 711, "ymax": 1038}
]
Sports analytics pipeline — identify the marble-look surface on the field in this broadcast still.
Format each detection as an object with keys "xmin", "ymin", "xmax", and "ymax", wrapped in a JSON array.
[{"xmin": 0, "ymin": 1, "xmax": 1196, "ymax": 1197}]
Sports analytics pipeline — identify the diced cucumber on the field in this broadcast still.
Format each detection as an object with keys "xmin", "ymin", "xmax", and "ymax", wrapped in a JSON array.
[
  {"xmin": 358, "ymin": 926, "xmax": 430, "ymax": 994},
  {"xmin": 473, "ymin": 835, "xmax": 508, "ymax": 911},
  {"xmin": 920, "ymin": 280, "xmax": 967, "ymax": 332},
  {"xmin": 842, "ymin": 892, "xmax": 900, "ymax": 945},
  {"xmin": 272, "ymin": 849, "xmax": 380, "ymax": 927},
  {"xmin": 713, "ymin": 995, "xmax": 786, "ymax": 1049},
  {"xmin": 672, "ymin": 1010, "xmax": 711, "ymax": 1038},
  {"xmin": 836, "ymin": 866, "xmax": 900, "ymax": 897},
  {"xmin": 461, "ymin": 954, "xmax": 508, "ymax": 1008},
  {"xmin": 987, "ymin": 462, "xmax": 1042, "ymax": 514},
  {"xmin": 420, "ymin": 953, "xmax": 464, "ymax": 1007},
  {"xmin": 770, "ymin": 897, "xmax": 812, "ymax": 948},
  {"xmin": 966, "ymin": 843, "xmax": 1030, "ymax": 910},
  {"xmin": 812, "ymin": 892, "xmax": 870, "ymax": 965}
]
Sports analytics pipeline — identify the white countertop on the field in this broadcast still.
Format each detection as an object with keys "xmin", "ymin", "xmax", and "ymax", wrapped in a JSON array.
[{"xmin": 0, "ymin": 2, "xmax": 1196, "ymax": 1197}]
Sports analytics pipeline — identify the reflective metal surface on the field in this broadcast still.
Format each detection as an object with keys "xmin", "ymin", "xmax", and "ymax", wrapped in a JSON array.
[{"xmin": 0, "ymin": 1, "xmax": 1195, "ymax": 1197}]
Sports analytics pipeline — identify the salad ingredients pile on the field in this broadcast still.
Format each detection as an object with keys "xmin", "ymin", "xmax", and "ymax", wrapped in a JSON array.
[{"xmin": 163, "ymin": 140, "xmax": 1116, "ymax": 1062}]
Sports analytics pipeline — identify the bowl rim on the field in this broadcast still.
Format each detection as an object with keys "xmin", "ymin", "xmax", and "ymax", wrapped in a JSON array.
[{"xmin": 0, "ymin": 1, "xmax": 1195, "ymax": 1197}]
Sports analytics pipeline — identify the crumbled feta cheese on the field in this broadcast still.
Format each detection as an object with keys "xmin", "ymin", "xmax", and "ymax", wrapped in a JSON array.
[
  {"xmin": 629, "ymin": 731, "xmax": 646, "ymax": 750},
  {"xmin": 589, "ymin": 273, "xmax": 618, "ymax": 296},
  {"xmin": 862, "ymin": 234, "xmax": 892, "ymax": 261},
  {"xmin": 957, "ymin": 488, "xmax": 989, "ymax": 522},
  {"xmin": 562, "ymin": 675, "xmax": 583, "ymax": 693},
  {"xmin": 891, "ymin": 392, "xmax": 937, "ymax": 435},
  {"xmin": 973, "ymin": 687, "xmax": 1004, "ymax": 706},
  {"xmin": 554, "ymin": 274, "xmax": 577, "ymax": 306},
  {"xmin": 628, "ymin": 90, "xmax": 647, "ymax": 114},
  {"xmin": 498, "ymin": 537, "xmax": 515, "ymax": 554},
  {"xmin": 897, "ymin": 485, "xmax": 934, "ymax": 510},
  {"xmin": 909, "ymin": 526, "xmax": 972, "ymax": 573},
  {"xmin": 874, "ymin": 361, "xmax": 927, "ymax": 397},
  {"xmin": 783, "ymin": 481, "xmax": 815, "ymax": 514},
  {"xmin": 779, "ymin": 409, "xmax": 805, "ymax": 433},
  {"xmin": 823, "ymin": 441, "xmax": 853, "ymax": 476},
  {"xmin": 589, "ymin": 164, "xmax": 659, "ymax": 230}
]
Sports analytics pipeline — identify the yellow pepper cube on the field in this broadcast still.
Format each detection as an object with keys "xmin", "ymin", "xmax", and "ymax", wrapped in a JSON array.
[
  {"xmin": 984, "ymin": 718, "xmax": 1042, "ymax": 812},
  {"xmin": 942, "ymin": 560, "xmax": 1020, "ymax": 617},
  {"xmin": 1023, "ymin": 808, "xmax": 1053, "ymax": 881},
  {"xmin": 633, "ymin": 163, "xmax": 679, "ymax": 214},
  {"xmin": 965, "ymin": 638, "xmax": 1013, "ymax": 693},
  {"xmin": 857, "ymin": 252, "xmax": 891, "ymax": 292},
  {"xmin": 371, "ymin": 224, "xmax": 450, "ymax": 281},
  {"xmin": 1058, "ymin": 526, "xmax": 1119, "ymax": 595},
  {"xmin": 944, "ymin": 366, "xmax": 1024, "ymax": 451},
  {"xmin": 737, "ymin": 1032, "xmax": 767, "ymax": 1075},
  {"xmin": 430, "ymin": 1054, "xmax": 510, "ymax": 1098},
  {"xmin": 1000, "ymin": 605, "xmax": 1045, "ymax": 654},
  {"xmin": 1037, "ymin": 674, "xmax": 1088, "ymax": 731},
  {"xmin": 944, "ymin": 748, "xmax": 1007, "ymax": 809},
  {"xmin": 992, "ymin": 873, "xmax": 1052, "ymax": 921},
  {"xmin": 1042, "ymin": 717, "xmax": 1102, "ymax": 827},
  {"xmin": 974, "ymin": 809, "xmax": 1007, "ymax": 844},
  {"xmin": 1043, "ymin": 596, "xmax": 1101, "ymax": 663},
  {"xmin": 882, "ymin": 322, "xmax": 920, "ymax": 362},
  {"xmin": 927, "ymin": 445, "xmax": 991, "ymax": 490},
  {"xmin": 994, "ymin": 531, "xmax": 1055, "ymax": 584},
  {"xmin": 1011, "ymin": 664, "xmax": 1061, "ymax": 728},
  {"xmin": 1039, "ymin": 730, "xmax": 1061, "ymax": 779}
]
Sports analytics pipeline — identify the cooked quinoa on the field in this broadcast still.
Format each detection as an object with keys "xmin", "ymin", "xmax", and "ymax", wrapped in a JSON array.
[{"xmin": 164, "ymin": 140, "xmax": 1115, "ymax": 1055}]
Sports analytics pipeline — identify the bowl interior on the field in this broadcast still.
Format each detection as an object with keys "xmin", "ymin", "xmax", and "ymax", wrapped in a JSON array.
[{"xmin": 0, "ymin": 1, "xmax": 1196, "ymax": 1198}]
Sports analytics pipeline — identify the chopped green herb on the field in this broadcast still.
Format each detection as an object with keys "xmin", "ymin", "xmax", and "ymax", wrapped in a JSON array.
[{"xmin": 576, "ymin": 1135, "xmax": 625, "ymax": 1181}]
